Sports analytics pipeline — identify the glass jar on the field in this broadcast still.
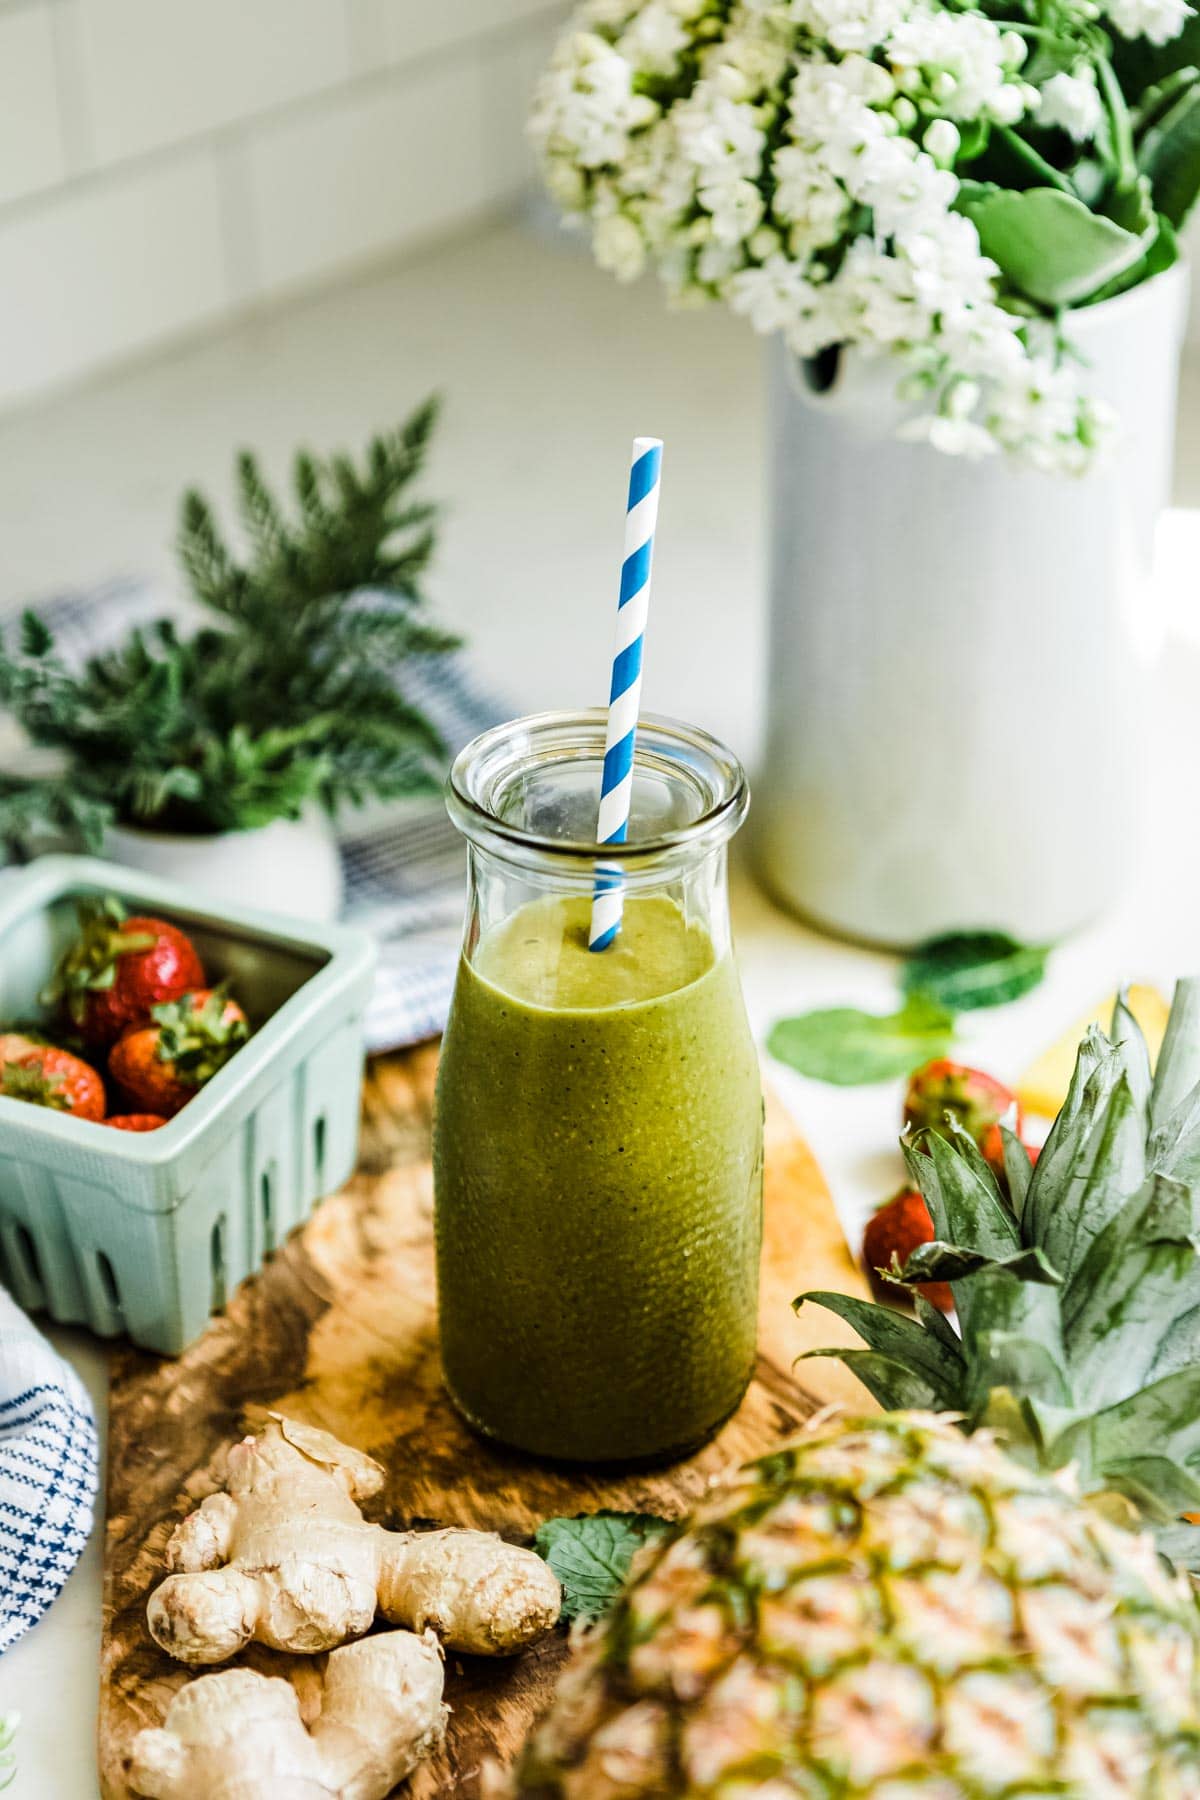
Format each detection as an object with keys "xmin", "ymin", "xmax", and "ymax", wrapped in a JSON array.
[{"xmin": 433, "ymin": 711, "xmax": 763, "ymax": 1466}]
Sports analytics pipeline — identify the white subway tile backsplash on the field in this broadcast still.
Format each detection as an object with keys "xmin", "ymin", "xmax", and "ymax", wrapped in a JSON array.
[
  {"xmin": 482, "ymin": 11, "xmax": 564, "ymax": 198},
  {"xmin": 245, "ymin": 57, "xmax": 494, "ymax": 299},
  {"xmin": 350, "ymin": 0, "xmax": 559, "ymax": 69},
  {"xmin": 0, "ymin": 0, "xmax": 573, "ymax": 413},
  {"xmin": 0, "ymin": 6, "xmax": 66, "ymax": 205},
  {"xmin": 78, "ymin": 0, "xmax": 351, "ymax": 166},
  {"xmin": 0, "ymin": 150, "xmax": 228, "ymax": 407}
]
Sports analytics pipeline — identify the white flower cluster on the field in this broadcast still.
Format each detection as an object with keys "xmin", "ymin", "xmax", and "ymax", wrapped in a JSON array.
[
  {"xmin": 529, "ymin": 0, "xmax": 1132, "ymax": 469},
  {"xmin": 1103, "ymin": 0, "xmax": 1192, "ymax": 45}
]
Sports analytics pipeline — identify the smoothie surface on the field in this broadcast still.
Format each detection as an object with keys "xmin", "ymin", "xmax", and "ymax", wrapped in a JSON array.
[{"xmin": 473, "ymin": 892, "xmax": 713, "ymax": 1012}]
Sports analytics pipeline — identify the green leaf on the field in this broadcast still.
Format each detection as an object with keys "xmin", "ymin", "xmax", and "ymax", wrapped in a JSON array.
[
  {"xmin": 1063, "ymin": 1175, "xmax": 1200, "ymax": 1407},
  {"xmin": 1053, "ymin": 1364, "xmax": 1200, "ymax": 1478},
  {"xmin": 1151, "ymin": 976, "xmax": 1200, "ymax": 1138},
  {"xmin": 898, "ymin": 1240, "xmax": 1062, "ymax": 1287},
  {"xmin": 1138, "ymin": 83, "xmax": 1200, "ymax": 225},
  {"xmin": 533, "ymin": 1512, "xmax": 672, "ymax": 1622},
  {"xmin": 902, "ymin": 931, "xmax": 1048, "ymax": 1013},
  {"xmin": 798, "ymin": 1348, "xmax": 953, "ymax": 1413},
  {"xmin": 967, "ymin": 1333, "xmax": 1072, "ymax": 1410},
  {"xmin": 1113, "ymin": 17, "xmax": 1200, "ymax": 113},
  {"xmin": 907, "ymin": 1131, "xmax": 1065, "ymax": 1385},
  {"xmin": 767, "ymin": 997, "xmax": 954, "ymax": 1086},
  {"xmin": 1133, "ymin": 66, "xmax": 1200, "ymax": 137},
  {"xmin": 1000, "ymin": 1125, "xmax": 1034, "ymax": 1224},
  {"xmin": 796, "ymin": 1290, "xmax": 966, "ymax": 1403},
  {"xmin": 956, "ymin": 185, "xmax": 1155, "ymax": 305}
]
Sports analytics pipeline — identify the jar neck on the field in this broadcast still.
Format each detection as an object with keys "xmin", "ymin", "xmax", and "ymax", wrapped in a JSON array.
[{"xmin": 447, "ymin": 711, "xmax": 749, "ymax": 963}]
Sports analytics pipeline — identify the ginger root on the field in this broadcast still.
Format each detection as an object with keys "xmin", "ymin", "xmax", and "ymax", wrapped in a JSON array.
[
  {"xmin": 129, "ymin": 1630, "xmax": 446, "ymax": 1799},
  {"xmin": 147, "ymin": 1414, "xmax": 561, "ymax": 1665}
]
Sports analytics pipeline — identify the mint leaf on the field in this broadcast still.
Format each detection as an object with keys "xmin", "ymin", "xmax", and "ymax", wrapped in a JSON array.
[
  {"xmin": 534, "ymin": 1511, "xmax": 672, "ymax": 1621},
  {"xmin": 767, "ymin": 997, "xmax": 955, "ymax": 1086},
  {"xmin": 902, "ymin": 932, "xmax": 1048, "ymax": 1012}
]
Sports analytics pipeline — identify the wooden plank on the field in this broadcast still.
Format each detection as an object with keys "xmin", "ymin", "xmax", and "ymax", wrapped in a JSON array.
[{"xmin": 100, "ymin": 1047, "xmax": 870, "ymax": 1799}]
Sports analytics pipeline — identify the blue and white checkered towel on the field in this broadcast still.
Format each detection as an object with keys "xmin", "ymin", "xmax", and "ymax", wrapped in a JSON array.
[
  {"xmin": 0, "ymin": 1287, "xmax": 98, "ymax": 1654},
  {"xmin": 16, "ymin": 580, "xmax": 507, "ymax": 1053}
]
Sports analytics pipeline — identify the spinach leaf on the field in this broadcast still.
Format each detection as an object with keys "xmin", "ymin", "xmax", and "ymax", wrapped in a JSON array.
[
  {"xmin": 768, "ymin": 997, "xmax": 955, "ymax": 1086},
  {"xmin": 902, "ymin": 932, "xmax": 1049, "ymax": 1012}
]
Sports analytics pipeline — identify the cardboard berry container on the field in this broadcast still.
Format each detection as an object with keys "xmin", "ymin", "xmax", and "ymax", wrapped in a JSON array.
[{"xmin": 0, "ymin": 855, "xmax": 375, "ymax": 1355}]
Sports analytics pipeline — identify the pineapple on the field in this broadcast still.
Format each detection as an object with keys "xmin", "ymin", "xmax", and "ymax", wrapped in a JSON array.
[
  {"xmin": 518, "ymin": 1416, "xmax": 1200, "ymax": 1798},
  {"xmin": 800, "ymin": 978, "xmax": 1200, "ymax": 1567},
  {"xmin": 516, "ymin": 982, "xmax": 1200, "ymax": 1798}
]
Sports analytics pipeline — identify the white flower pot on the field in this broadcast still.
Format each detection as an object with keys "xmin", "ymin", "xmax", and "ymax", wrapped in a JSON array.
[
  {"xmin": 103, "ymin": 810, "xmax": 344, "ymax": 924},
  {"xmin": 755, "ymin": 265, "xmax": 1188, "ymax": 948}
]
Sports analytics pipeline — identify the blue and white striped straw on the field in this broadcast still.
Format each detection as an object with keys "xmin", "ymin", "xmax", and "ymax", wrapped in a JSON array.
[{"xmin": 589, "ymin": 435, "xmax": 663, "ymax": 952}]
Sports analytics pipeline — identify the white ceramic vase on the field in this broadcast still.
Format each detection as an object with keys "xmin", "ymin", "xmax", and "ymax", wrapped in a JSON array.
[
  {"xmin": 103, "ymin": 809, "xmax": 344, "ymax": 923},
  {"xmin": 755, "ymin": 265, "xmax": 1188, "ymax": 948}
]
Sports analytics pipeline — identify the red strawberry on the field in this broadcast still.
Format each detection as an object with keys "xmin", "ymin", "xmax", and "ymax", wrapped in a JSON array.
[
  {"xmin": 904, "ymin": 1059, "xmax": 1022, "ymax": 1177},
  {"xmin": 862, "ymin": 1187, "xmax": 954, "ymax": 1313},
  {"xmin": 104, "ymin": 1113, "xmax": 169, "ymax": 1132},
  {"xmin": 0, "ymin": 1037, "xmax": 105, "ymax": 1122},
  {"xmin": 46, "ymin": 897, "xmax": 204, "ymax": 1047},
  {"xmin": 109, "ymin": 988, "xmax": 249, "ymax": 1117}
]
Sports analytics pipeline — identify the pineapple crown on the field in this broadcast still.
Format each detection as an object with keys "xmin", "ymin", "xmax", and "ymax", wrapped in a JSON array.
[{"xmin": 798, "ymin": 980, "xmax": 1200, "ymax": 1568}]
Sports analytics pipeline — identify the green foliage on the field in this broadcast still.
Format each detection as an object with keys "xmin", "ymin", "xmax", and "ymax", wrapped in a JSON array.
[
  {"xmin": 767, "ymin": 996, "xmax": 956, "ymax": 1086},
  {"xmin": 797, "ymin": 981, "xmax": 1200, "ymax": 1566},
  {"xmin": 901, "ymin": 931, "xmax": 1048, "ymax": 1012},
  {"xmin": 956, "ymin": 183, "xmax": 1155, "ymax": 306},
  {"xmin": 1137, "ymin": 80, "xmax": 1200, "ymax": 224},
  {"xmin": 943, "ymin": 18, "xmax": 1200, "ymax": 315},
  {"xmin": 0, "ymin": 400, "xmax": 460, "ymax": 846},
  {"xmin": 534, "ymin": 1512, "xmax": 673, "ymax": 1621}
]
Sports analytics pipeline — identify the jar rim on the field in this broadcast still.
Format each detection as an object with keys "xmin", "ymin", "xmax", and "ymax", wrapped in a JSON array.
[{"xmin": 447, "ymin": 709, "xmax": 749, "ymax": 868}]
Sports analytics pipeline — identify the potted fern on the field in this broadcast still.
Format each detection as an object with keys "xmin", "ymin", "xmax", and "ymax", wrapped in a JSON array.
[{"xmin": 0, "ymin": 401, "xmax": 459, "ymax": 921}]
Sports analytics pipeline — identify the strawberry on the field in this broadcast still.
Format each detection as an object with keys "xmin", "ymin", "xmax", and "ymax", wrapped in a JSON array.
[
  {"xmin": 109, "ymin": 988, "xmax": 250, "ymax": 1117},
  {"xmin": 45, "ymin": 897, "xmax": 205, "ymax": 1047},
  {"xmin": 904, "ymin": 1059, "xmax": 1022, "ymax": 1178},
  {"xmin": 0, "ymin": 1037, "xmax": 105, "ymax": 1122},
  {"xmin": 862, "ymin": 1187, "xmax": 954, "ymax": 1314},
  {"xmin": 103, "ymin": 1114, "xmax": 169, "ymax": 1132}
]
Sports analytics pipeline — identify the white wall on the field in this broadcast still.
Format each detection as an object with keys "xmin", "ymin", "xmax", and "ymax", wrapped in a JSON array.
[{"xmin": 0, "ymin": 0, "xmax": 565, "ymax": 415}]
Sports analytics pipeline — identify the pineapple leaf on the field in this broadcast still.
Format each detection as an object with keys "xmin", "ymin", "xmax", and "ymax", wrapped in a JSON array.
[
  {"xmin": 1000, "ymin": 1124, "xmax": 1034, "ymax": 1223},
  {"xmin": 965, "ymin": 1332, "xmax": 1071, "ymax": 1410},
  {"xmin": 1151, "ymin": 976, "xmax": 1200, "ymax": 1137},
  {"xmin": 1057, "ymin": 1073, "xmax": 1147, "ymax": 1286},
  {"xmin": 1063, "ymin": 1176, "xmax": 1200, "ymax": 1407},
  {"xmin": 914, "ymin": 1290, "xmax": 964, "ymax": 1353},
  {"xmin": 904, "ymin": 1129, "xmax": 1020, "ymax": 1262},
  {"xmin": 1147, "ymin": 1517, "xmax": 1200, "ymax": 1571},
  {"xmin": 1111, "ymin": 987, "xmax": 1153, "ymax": 1116},
  {"xmin": 1148, "ymin": 1079, "xmax": 1200, "ymax": 1185},
  {"xmin": 897, "ymin": 1240, "xmax": 1061, "ymax": 1286},
  {"xmin": 796, "ymin": 1291, "xmax": 966, "ymax": 1401},
  {"xmin": 1053, "ymin": 1362, "xmax": 1200, "ymax": 1476},
  {"xmin": 799, "ymin": 1348, "xmax": 953, "ymax": 1412},
  {"xmin": 1096, "ymin": 1456, "xmax": 1200, "ymax": 1521}
]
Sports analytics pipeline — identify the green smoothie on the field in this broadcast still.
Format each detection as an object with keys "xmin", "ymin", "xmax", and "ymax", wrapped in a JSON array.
[{"xmin": 433, "ymin": 892, "xmax": 763, "ymax": 1464}]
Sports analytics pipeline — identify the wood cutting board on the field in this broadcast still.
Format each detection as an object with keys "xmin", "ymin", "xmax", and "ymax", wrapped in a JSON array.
[{"xmin": 100, "ymin": 1046, "xmax": 871, "ymax": 1799}]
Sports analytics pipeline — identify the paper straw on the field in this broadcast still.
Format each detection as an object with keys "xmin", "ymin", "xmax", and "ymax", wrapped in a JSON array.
[{"xmin": 589, "ymin": 436, "xmax": 663, "ymax": 951}]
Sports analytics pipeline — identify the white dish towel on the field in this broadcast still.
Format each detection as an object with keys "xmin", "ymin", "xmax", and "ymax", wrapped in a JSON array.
[{"xmin": 0, "ymin": 1287, "xmax": 98, "ymax": 1655}]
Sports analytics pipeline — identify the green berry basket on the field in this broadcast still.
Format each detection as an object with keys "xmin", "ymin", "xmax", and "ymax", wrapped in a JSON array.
[{"xmin": 0, "ymin": 855, "xmax": 376, "ymax": 1355}]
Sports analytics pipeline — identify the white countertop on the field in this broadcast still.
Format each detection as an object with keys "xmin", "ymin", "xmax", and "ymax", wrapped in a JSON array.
[{"xmin": 1, "ymin": 214, "xmax": 1199, "ymax": 1795}]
